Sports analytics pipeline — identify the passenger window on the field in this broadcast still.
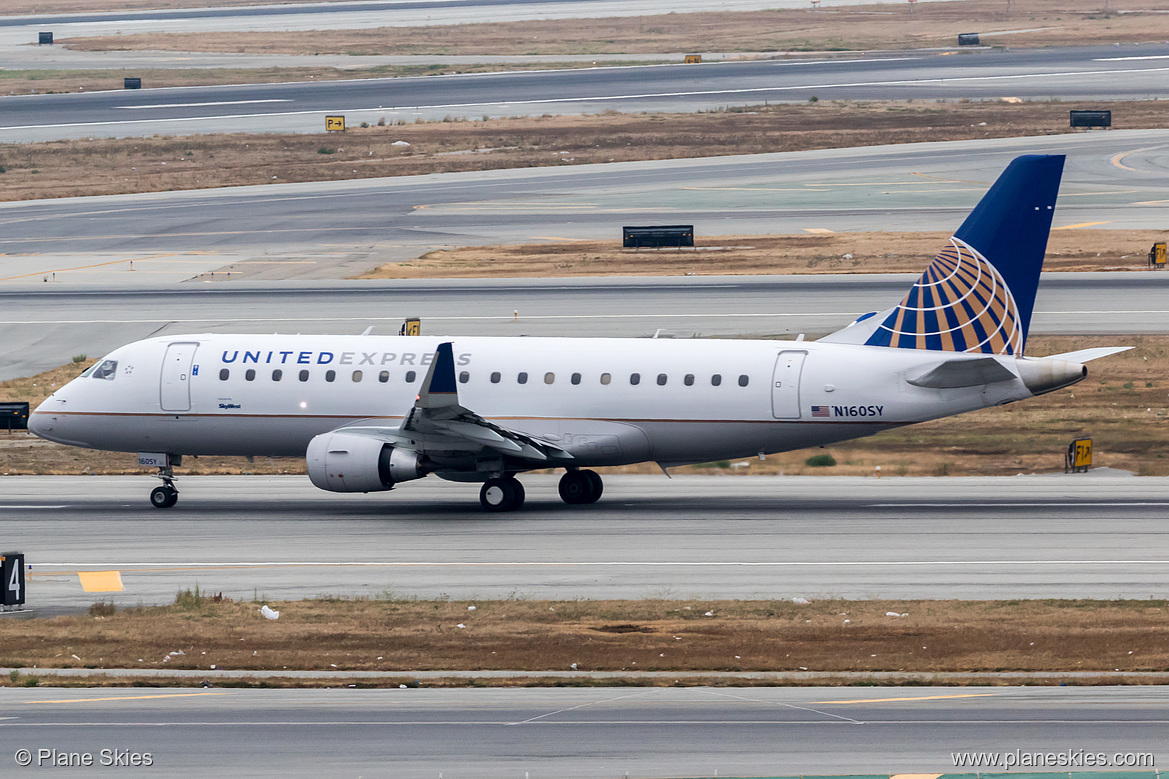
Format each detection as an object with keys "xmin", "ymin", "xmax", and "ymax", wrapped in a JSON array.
[
  {"xmin": 219, "ymin": 368, "xmax": 230, "ymax": 381},
  {"xmin": 518, "ymin": 372, "xmax": 528, "ymax": 385},
  {"xmin": 711, "ymin": 374, "xmax": 722, "ymax": 386},
  {"xmin": 299, "ymin": 370, "xmax": 309, "ymax": 382},
  {"xmin": 738, "ymin": 374, "xmax": 750, "ymax": 387},
  {"xmin": 571, "ymin": 373, "xmax": 581, "ymax": 385},
  {"xmin": 379, "ymin": 371, "xmax": 390, "ymax": 383},
  {"xmin": 544, "ymin": 372, "xmax": 555, "ymax": 385},
  {"xmin": 405, "ymin": 370, "xmax": 416, "ymax": 383},
  {"xmin": 459, "ymin": 371, "xmax": 470, "ymax": 384},
  {"xmin": 600, "ymin": 373, "xmax": 611, "ymax": 385},
  {"xmin": 92, "ymin": 360, "xmax": 118, "ymax": 380},
  {"xmin": 490, "ymin": 371, "xmax": 501, "ymax": 384},
  {"xmin": 630, "ymin": 373, "xmax": 641, "ymax": 386},
  {"xmin": 272, "ymin": 369, "xmax": 283, "ymax": 381},
  {"xmin": 352, "ymin": 370, "xmax": 363, "ymax": 382},
  {"xmin": 325, "ymin": 370, "xmax": 335, "ymax": 383},
  {"xmin": 684, "ymin": 374, "xmax": 694, "ymax": 386},
  {"xmin": 246, "ymin": 369, "xmax": 256, "ymax": 381},
  {"xmin": 656, "ymin": 373, "xmax": 667, "ymax": 386}
]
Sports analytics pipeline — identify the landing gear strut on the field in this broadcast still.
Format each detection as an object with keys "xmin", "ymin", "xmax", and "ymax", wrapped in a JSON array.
[
  {"xmin": 479, "ymin": 476, "xmax": 525, "ymax": 512},
  {"xmin": 558, "ymin": 469, "xmax": 603, "ymax": 505},
  {"xmin": 150, "ymin": 461, "xmax": 180, "ymax": 509}
]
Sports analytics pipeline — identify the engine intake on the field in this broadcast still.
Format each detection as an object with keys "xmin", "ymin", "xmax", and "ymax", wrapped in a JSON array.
[{"xmin": 306, "ymin": 431, "xmax": 423, "ymax": 492}]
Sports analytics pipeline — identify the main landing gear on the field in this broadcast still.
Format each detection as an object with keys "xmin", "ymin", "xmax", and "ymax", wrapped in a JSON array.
[
  {"xmin": 479, "ymin": 476, "xmax": 525, "ymax": 512},
  {"xmin": 558, "ymin": 469, "xmax": 603, "ymax": 505},
  {"xmin": 150, "ymin": 462, "xmax": 180, "ymax": 509}
]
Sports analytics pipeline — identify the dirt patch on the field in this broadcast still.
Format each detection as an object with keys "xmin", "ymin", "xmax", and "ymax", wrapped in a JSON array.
[
  {"xmin": 59, "ymin": 0, "xmax": 1169, "ymax": 56},
  {"xmin": 4, "ymin": 335, "xmax": 1166, "ymax": 477},
  {"xmin": 2, "ymin": 98, "xmax": 1165, "ymax": 202},
  {"xmin": 360, "ymin": 230, "xmax": 1168, "ymax": 279},
  {"xmin": 5, "ymin": 595, "xmax": 1169, "ymax": 675}
]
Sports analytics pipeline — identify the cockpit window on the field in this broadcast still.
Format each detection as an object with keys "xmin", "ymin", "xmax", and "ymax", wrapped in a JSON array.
[{"xmin": 91, "ymin": 360, "xmax": 118, "ymax": 380}]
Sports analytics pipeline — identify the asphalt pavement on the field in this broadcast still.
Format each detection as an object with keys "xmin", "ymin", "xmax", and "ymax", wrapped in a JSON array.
[
  {"xmin": 3, "ymin": 44, "xmax": 1168, "ymax": 141},
  {"xmin": 0, "ymin": 685, "xmax": 1164, "ymax": 777},
  {"xmin": 4, "ymin": 474, "xmax": 1168, "ymax": 614}
]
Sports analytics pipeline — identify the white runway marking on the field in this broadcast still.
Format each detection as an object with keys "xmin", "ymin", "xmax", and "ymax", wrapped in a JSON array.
[
  {"xmin": 0, "ymin": 310, "xmax": 1163, "ymax": 326},
  {"xmin": 0, "ymin": 505, "xmax": 69, "ymax": 509},
  {"xmin": 115, "ymin": 100, "xmax": 292, "ymax": 110},
  {"xmin": 873, "ymin": 502, "xmax": 1169, "ymax": 507},
  {"xmin": 1095, "ymin": 55, "xmax": 1169, "ymax": 61},
  {"xmin": 5, "ymin": 718, "xmax": 1169, "ymax": 727},
  {"xmin": 30, "ymin": 560, "xmax": 1169, "ymax": 569}
]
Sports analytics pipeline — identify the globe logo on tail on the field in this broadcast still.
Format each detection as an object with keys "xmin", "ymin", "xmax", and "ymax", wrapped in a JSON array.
[{"xmin": 866, "ymin": 237, "xmax": 1023, "ymax": 355}]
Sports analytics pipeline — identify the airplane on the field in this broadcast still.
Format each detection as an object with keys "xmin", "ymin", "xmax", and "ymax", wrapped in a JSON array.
[{"xmin": 29, "ymin": 154, "xmax": 1129, "ymax": 511}]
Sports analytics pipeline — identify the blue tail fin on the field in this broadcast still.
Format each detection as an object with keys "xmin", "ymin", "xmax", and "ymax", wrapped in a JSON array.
[{"xmin": 861, "ymin": 154, "xmax": 1064, "ymax": 355}]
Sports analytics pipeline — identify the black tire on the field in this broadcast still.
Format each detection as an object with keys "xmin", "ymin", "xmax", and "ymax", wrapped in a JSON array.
[
  {"xmin": 581, "ymin": 469, "xmax": 603, "ymax": 504},
  {"xmin": 480, "ymin": 477, "xmax": 523, "ymax": 512},
  {"xmin": 150, "ymin": 486, "xmax": 178, "ymax": 509},
  {"xmin": 558, "ymin": 471, "xmax": 590, "ymax": 504}
]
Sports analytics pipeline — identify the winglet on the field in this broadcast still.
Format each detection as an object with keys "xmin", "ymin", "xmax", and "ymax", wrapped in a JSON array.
[{"xmin": 416, "ymin": 342, "xmax": 459, "ymax": 409}]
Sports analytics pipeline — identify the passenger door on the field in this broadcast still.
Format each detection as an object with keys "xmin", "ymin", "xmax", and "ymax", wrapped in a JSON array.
[
  {"xmin": 771, "ymin": 351, "xmax": 806, "ymax": 419},
  {"xmin": 160, "ymin": 342, "xmax": 198, "ymax": 412}
]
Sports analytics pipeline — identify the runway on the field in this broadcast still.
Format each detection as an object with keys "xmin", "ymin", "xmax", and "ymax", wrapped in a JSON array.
[
  {"xmin": 3, "ymin": 44, "xmax": 1168, "ymax": 141},
  {"xmin": 5, "ymin": 474, "xmax": 1169, "ymax": 615},
  {"xmin": 3, "ymin": 130, "xmax": 1169, "ymax": 276},
  {"xmin": 0, "ymin": 685, "xmax": 1164, "ymax": 777},
  {"xmin": 1, "ymin": 270, "xmax": 1165, "ymax": 380}
]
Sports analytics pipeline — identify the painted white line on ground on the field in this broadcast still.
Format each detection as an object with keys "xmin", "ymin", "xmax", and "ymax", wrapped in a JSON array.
[
  {"xmin": 872, "ymin": 502, "xmax": 1169, "ymax": 507},
  {"xmin": 29, "ymin": 560, "xmax": 1169, "ymax": 568},
  {"xmin": 1095, "ymin": 55, "xmax": 1169, "ymax": 61},
  {"xmin": 0, "ymin": 505, "xmax": 69, "ymax": 509},
  {"xmin": 0, "ymin": 311, "xmax": 1162, "ymax": 326},
  {"xmin": 115, "ymin": 100, "xmax": 292, "ymax": 110}
]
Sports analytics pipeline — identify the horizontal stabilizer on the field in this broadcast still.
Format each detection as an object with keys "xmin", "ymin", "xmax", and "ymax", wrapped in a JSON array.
[
  {"xmin": 1043, "ymin": 346, "xmax": 1133, "ymax": 363},
  {"xmin": 907, "ymin": 356, "xmax": 1016, "ymax": 389}
]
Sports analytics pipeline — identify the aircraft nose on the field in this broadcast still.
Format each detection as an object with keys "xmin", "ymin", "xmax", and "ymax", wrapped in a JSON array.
[{"xmin": 27, "ymin": 409, "xmax": 50, "ymax": 438}]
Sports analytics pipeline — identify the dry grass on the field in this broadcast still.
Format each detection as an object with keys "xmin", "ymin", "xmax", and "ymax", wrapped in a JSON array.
[
  {"xmin": 60, "ymin": 0, "xmax": 1169, "ymax": 56},
  {"xmin": 3, "ymin": 335, "xmax": 1165, "ymax": 477},
  {"xmin": 5, "ymin": 595, "xmax": 1169, "ymax": 674},
  {"xmin": 361, "ymin": 230, "xmax": 1169, "ymax": 279},
  {"xmin": 2, "ymin": 98, "xmax": 1166, "ymax": 202}
]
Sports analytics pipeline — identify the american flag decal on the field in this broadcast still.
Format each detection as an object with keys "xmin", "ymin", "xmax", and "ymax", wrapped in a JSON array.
[{"xmin": 811, "ymin": 405, "xmax": 830, "ymax": 418}]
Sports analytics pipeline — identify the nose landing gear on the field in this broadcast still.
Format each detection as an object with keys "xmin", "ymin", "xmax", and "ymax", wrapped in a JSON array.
[{"xmin": 149, "ymin": 459, "xmax": 180, "ymax": 509}]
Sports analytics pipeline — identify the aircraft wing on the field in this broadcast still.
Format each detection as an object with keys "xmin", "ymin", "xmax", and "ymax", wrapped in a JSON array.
[{"xmin": 350, "ymin": 341, "xmax": 572, "ymax": 463}]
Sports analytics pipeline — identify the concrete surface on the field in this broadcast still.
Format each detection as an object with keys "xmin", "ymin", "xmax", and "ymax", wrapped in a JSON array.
[{"xmin": 4, "ymin": 474, "xmax": 1169, "ymax": 614}]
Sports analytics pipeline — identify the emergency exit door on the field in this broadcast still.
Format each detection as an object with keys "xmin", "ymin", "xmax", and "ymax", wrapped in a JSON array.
[
  {"xmin": 160, "ymin": 342, "xmax": 198, "ymax": 412},
  {"xmin": 771, "ymin": 351, "xmax": 806, "ymax": 419}
]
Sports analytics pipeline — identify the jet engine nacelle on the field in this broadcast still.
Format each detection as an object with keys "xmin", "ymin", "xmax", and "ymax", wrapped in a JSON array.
[{"xmin": 306, "ymin": 430, "xmax": 423, "ymax": 492}]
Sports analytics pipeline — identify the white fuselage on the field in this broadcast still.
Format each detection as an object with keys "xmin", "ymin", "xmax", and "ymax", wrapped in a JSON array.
[{"xmin": 31, "ymin": 333, "xmax": 1038, "ymax": 467}]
